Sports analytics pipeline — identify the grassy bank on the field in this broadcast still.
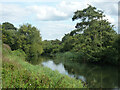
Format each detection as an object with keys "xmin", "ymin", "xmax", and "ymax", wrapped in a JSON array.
[{"xmin": 2, "ymin": 44, "xmax": 84, "ymax": 88}]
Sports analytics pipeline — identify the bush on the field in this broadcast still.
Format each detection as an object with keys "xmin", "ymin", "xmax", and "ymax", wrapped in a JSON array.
[{"xmin": 12, "ymin": 49, "xmax": 26, "ymax": 60}]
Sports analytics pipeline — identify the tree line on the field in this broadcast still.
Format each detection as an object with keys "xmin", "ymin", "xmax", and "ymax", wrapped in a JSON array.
[{"xmin": 1, "ymin": 5, "xmax": 120, "ymax": 65}]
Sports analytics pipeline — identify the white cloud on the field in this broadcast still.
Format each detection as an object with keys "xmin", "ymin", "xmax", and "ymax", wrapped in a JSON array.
[
  {"xmin": 0, "ymin": 4, "xmax": 30, "ymax": 23},
  {"xmin": 58, "ymin": 1, "xmax": 89, "ymax": 16},
  {"xmin": 27, "ymin": 1, "xmax": 90, "ymax": 21},
  {"xmin": 38, "ymin": 21, "xmax": 74, "ymax": 40},
  {"xmin": 29, "ymin": 5, "xmax": 68, "ymax": 21},
  {"xmin": 59, "ymin": 1, "xmax": 87, "ymax": 12},
  {"xmin": 105, "ymin": 15, "xmax": 115, "ymax": 23}
]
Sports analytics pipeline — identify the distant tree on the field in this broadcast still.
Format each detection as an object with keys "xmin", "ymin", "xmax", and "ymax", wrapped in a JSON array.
[{"xmin": 42, "ymin": 39, "xmax": 61, "ymax": 56}]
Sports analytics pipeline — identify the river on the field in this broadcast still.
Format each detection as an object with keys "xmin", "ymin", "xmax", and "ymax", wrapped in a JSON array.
[{"xmin": 30, "ymin": 57, "xmax": 119, "ymax": 88}]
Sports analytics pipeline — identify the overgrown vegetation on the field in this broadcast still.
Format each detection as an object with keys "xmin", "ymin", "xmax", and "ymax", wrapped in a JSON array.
[{"xmin": 2, "ymin": 44, "xmax": 84, "ymax": 88}]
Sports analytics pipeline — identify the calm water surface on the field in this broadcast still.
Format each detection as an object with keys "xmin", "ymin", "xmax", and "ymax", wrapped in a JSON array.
[{"xmin": 30, "ymin": 57, "xmax": 119, "ymax": 88}]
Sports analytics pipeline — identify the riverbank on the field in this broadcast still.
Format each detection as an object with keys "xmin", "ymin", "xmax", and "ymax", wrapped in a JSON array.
[{"xmin": 2, "ymin": 44, "xmax": 84, "ymax": 88}]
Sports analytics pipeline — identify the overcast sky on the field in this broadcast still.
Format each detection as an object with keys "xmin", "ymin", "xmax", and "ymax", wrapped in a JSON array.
[{"xmin": 0, "ymin": 0, "xmax": 119, "ymax": 40}]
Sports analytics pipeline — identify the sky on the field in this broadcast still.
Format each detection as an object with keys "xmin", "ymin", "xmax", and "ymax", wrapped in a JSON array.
[{"xmin": 0, "ymin": 0, "xmax": 119, "ymax": 40}]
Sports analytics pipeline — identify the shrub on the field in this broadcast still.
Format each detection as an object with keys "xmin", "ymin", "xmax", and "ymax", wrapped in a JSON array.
[{"xmin": 12, "ymin": 49, "xmax": 26, "ymax": 60}]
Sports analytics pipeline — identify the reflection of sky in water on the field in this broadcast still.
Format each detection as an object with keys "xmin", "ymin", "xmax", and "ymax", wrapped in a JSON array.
[
  {"xmin": 78, "ymin": 76, "xmax": 86, "ymax": 82},
  {"xmin": 42, "ymin": 60, "xmax": 86, "ymax": 82},
  {"xmin": 42, "ymin": 60, "xmax": 66, "ymax": 74}
]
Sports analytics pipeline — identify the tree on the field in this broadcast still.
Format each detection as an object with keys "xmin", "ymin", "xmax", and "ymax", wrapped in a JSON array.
[
  {"xmin": 2, "ymin": 22, "xmax": 17, "ymax": 49},
  {"xmin": 2, "ymin": 22, "xmax": 43, "ymax": 61},
  {"xmin": 17, "ymin": 24, "xmax": 43, "ymax": 60},
  {"xmin": 61, "ymin": 5, "xmax": 117, "ymax": 64},
  {"xmin": 71, "ymin": 5, "xmax": 103, "ymax": 35},
  {"xmin": 42, "ymin": 39, "xmax": 61, "ymax": 56},
  {"xmin": 2, "ymin": 22, "xmax": 17, "ymax": 30},
  {"xmin": 71, "ymin": 5, "xmax": 116, "ymax": 63},
  {"xmin": 2, "ymin": 29, "xmax": 17, "ymax": 50}
]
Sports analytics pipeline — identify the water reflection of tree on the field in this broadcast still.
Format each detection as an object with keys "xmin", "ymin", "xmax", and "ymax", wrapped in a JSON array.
[
  {"xmin": 118, "ymin": 67, "xmax": 120, "ymax": 88},
  {"xmin": 63, "ymin": 61, "xmax": 118, "ymax": 88},
  {"xmin": 30, "ymin": 57, "xmax": 50, "ymax": 65},
  {"xmin": 52, "ymin": 59, "xmax": 62, "ymax": 65}
]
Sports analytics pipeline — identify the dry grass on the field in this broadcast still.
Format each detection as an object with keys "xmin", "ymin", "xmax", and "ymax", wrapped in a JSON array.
[{"xmin": 3, "ymin": 44, "xmax": 11, "ymax": 50}]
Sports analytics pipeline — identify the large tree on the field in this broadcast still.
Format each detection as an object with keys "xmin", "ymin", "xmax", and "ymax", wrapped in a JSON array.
[
  {"xmin": 17, "ymin": 24, "xmax": 43, "ymax": 60},
  {"xmin": 61, "ymin": 5, "xmax": 117, "ymax": 64}
]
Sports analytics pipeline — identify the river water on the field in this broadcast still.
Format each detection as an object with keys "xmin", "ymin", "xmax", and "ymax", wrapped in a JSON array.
[{"xmin": 30, "ymin": 57, "xmax": 119, "ymax": 88}]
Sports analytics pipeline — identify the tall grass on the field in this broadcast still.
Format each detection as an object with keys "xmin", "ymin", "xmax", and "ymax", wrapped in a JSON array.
[{"xmin": 2, "ymin": 44, "xmax": 84, "ymax": 88}]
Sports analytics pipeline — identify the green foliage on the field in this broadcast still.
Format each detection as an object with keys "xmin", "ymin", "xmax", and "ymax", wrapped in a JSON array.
[
  {"xmin": 72, "ymin": 5, "xmax": 104, "ymax": 33},
  {"xmin": 2, "ymin": 22, "xmax": 17, "ymax": 30},
  {"xmin": 2, "ymin": 29, "xmax": 18, "ymax": 50},
  {"xmin": 12, "ymin": 49, "xmax": 26, "ymax": 60},
  {"xmin": 42, "ymin": 39, "xmax": 61, "ymax": 56},
  {"xmin": 57, "ymin": 5, "xmax": 118, "ymax": 65},
  {"xmin": 2, "ymin": 23, "xmax": 43, "ymax": 61},
  {"xmin": 2, "ymin": 45, "xmax": 84, "ymax": 88},
  {"xmin": 55, "ymin": 52, "xmax": 77, "ymax": 61}
]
